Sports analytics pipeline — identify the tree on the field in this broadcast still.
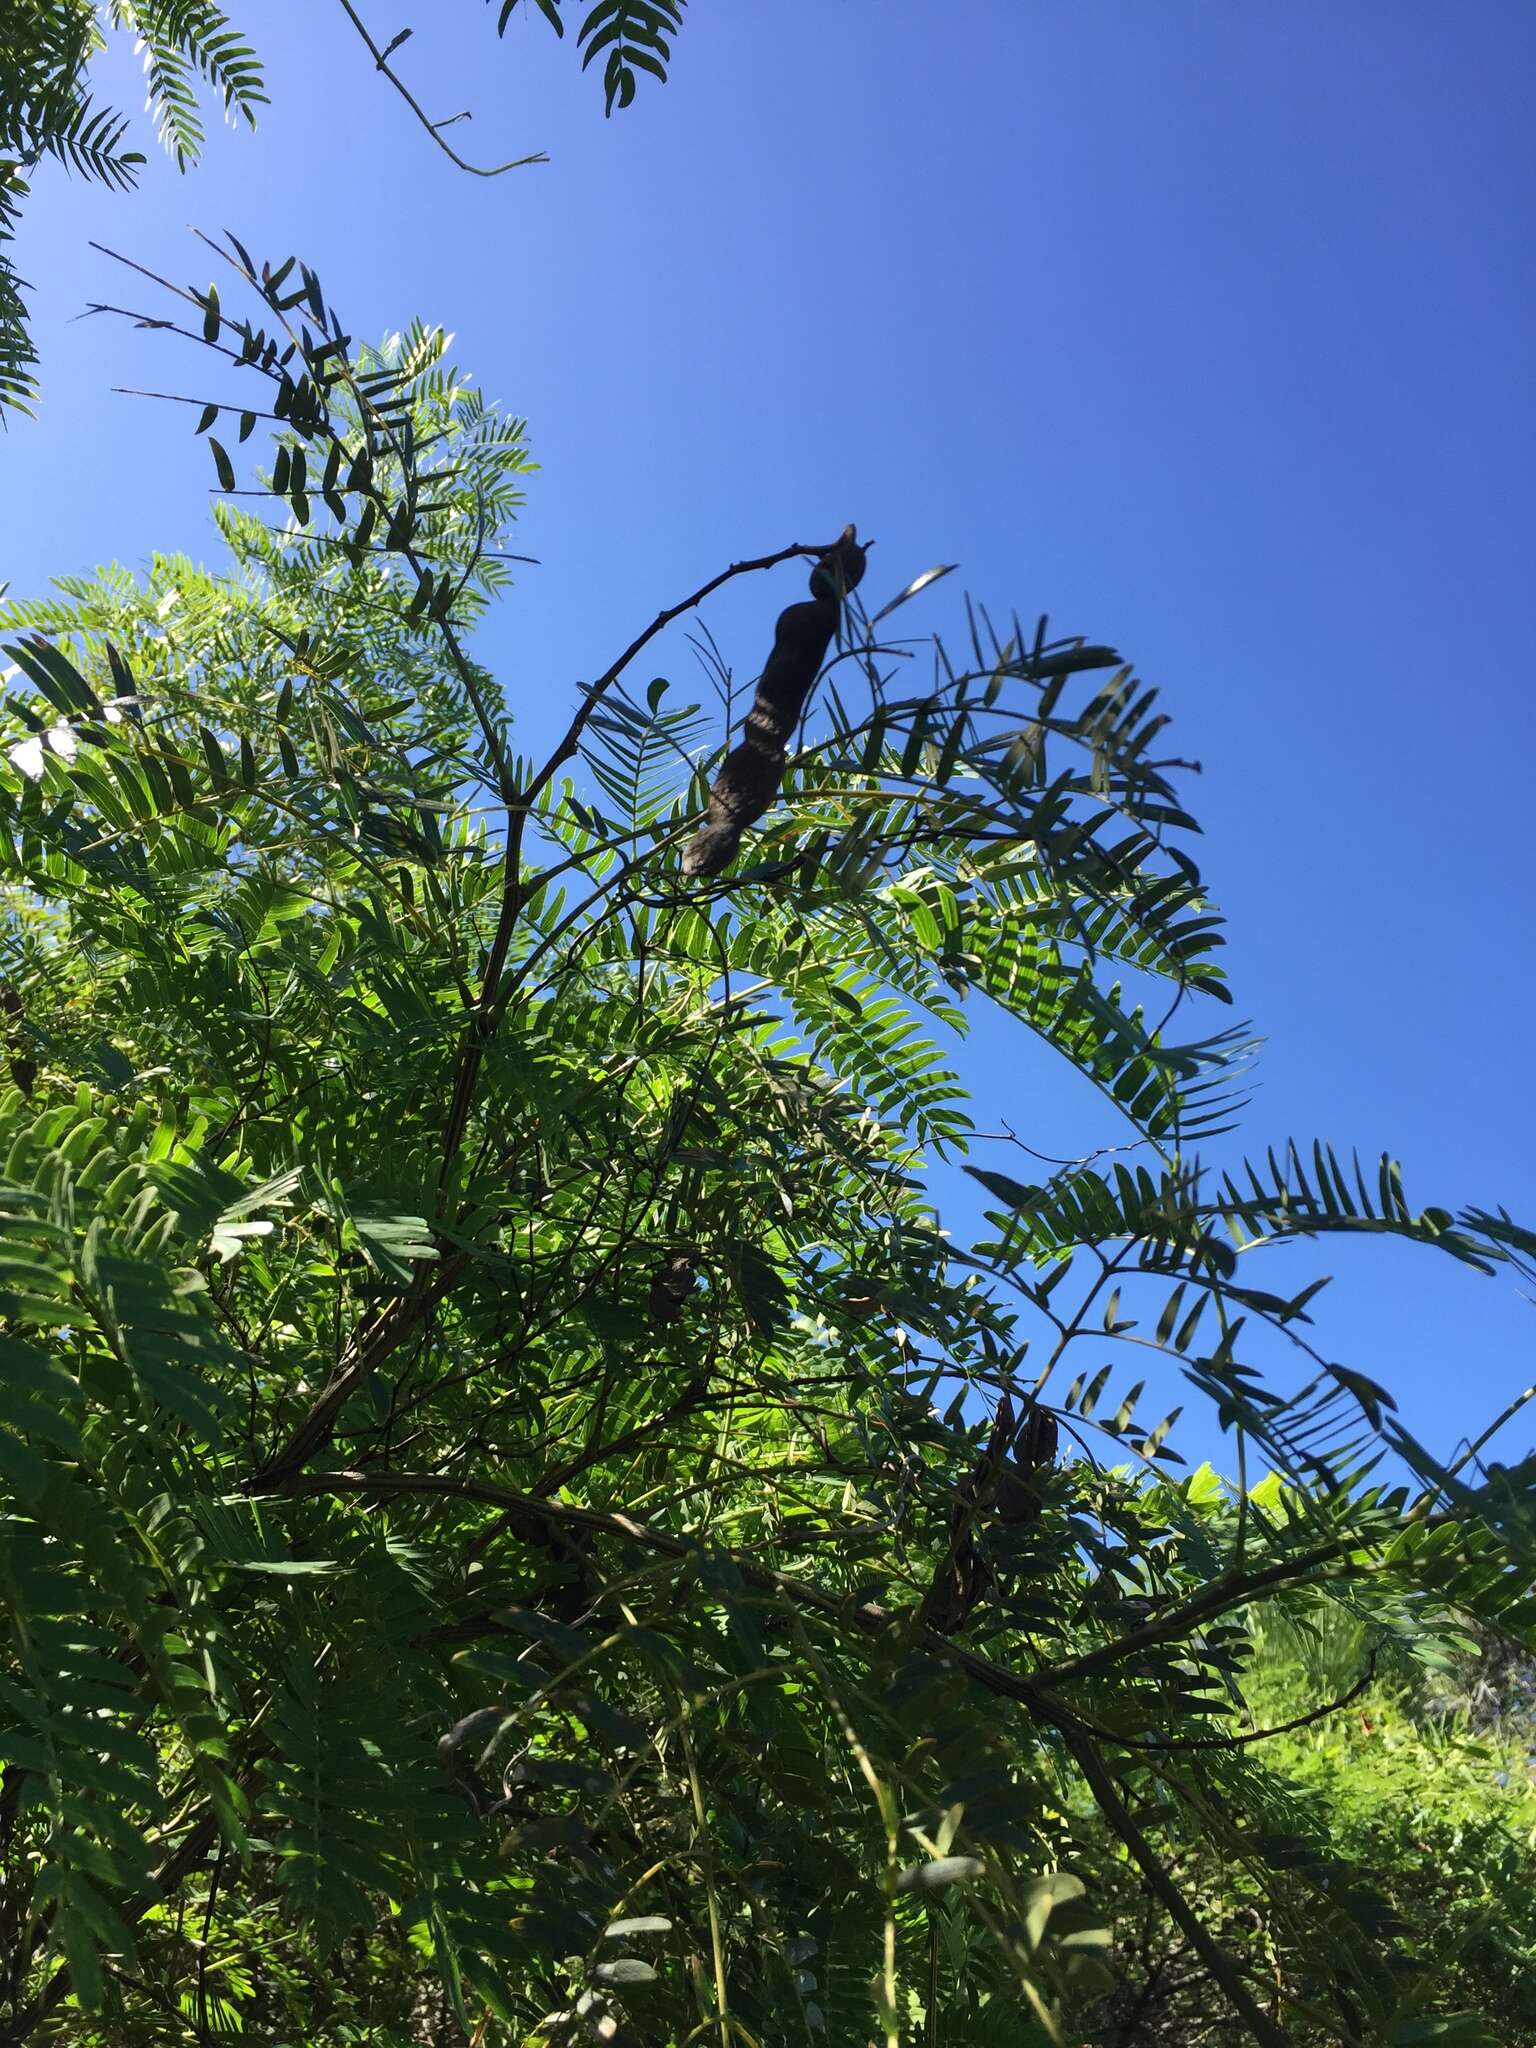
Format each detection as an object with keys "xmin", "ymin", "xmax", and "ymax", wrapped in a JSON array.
[
  {"xmin": 0, "ymin": 236, "xmax": 1532, "ymax": 2046},
  {"xmin": 0, "ymin": 0, "xmax": 685, "ymax": 417}
]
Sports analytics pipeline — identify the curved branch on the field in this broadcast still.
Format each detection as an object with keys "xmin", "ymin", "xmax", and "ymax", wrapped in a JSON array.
[
  {"xmin": 435, "ymin": 537, "xmax": 851, "ymax": 1192},
  {"xmin": 334, "ymin": 0, "xmax": 548, "ymax": 176},
  {"xmin": 1062, "ymin": 1728, "xmax": 1293, "ymax": 2048},
  {"xmin": 1055, "ymin": 1645, "xmax": 1381, "ymax": 1755}
]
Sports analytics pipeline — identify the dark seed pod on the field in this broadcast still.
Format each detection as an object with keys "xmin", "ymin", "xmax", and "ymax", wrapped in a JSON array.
[
  {"xmin": 994, "ymin": 1404, "xmax": 1059, "ymax": 1527},
  {"xmin": 0, "ymin": 983, "xmax": 34, "ymax": 1098},
  {"xmin": 838, "ymin": 1274, "xmax": 883, "ymax": 1321},
  {"xmin": 648, "ymin": 1251, "xmax": 698, "ymax": 1326},
  {"xmin": 921, "ymin": 1526, "xmax": 993, "ymax": 1637},
  {"xmin": 992, "ymin": 1465, "xmax": 1043, "ymax": 1528},
  {"xmin": 439, "ymin": 1704, "xmax": 507, "ymax": 1758},
  {"xmin": 1013, "ymin": 1404, "xmax": 1058, "ymax": 1473},
  {"xmin": 682, "ymin": 526, "xmax": 868, "ymax": 880}
]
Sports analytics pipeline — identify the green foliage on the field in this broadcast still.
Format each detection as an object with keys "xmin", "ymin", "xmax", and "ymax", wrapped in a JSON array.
[
  {"xmin": 0, "ymin": 0, "xmax": 263, "ymax": 415},
  {"xmin": 1262, "ymin": 1635, "xmax": 1536, "ymax": 2043},
  {"xmin": 104, "ymin": 1, "xmax": 265, "ymax": 168},
  {"xmin": 0, "ymin": 0, "xmax": 130, "ymax": 414},
  {"xmin": 493, "ymin": 0, "xmax": 687, "ymax": 114},
  {"xmin": 0, "ymin": 241, "xmax": 1532, "ymax": 2048},
  {"xmin": 1078, "ymin": 1603, "xmax": 1536, "ymax": 2043}
]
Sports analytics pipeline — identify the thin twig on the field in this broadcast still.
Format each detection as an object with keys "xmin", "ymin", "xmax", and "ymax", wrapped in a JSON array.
[
  {"xmin": 334, "ymin": 0, "xmax": 548, "ymax": 175},
  {"xmin": 1056, "ymin": 1644, "xmax": 1382, "ymax": 1755}
]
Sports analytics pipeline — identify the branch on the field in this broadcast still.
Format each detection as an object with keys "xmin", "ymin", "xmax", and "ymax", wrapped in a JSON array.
[
  {"xmin": 267, "ymin": 1464, "xmax": 904, "ymax": 1645},
  {"xmin": 247, "ymin": 1256, "xmax": 466, "ymax": 1491},
  {"xmin": 538, "ymin": 1376, "xmax": 717, "ymax": 1494},
  {"xmin": 434, "ymin": 538, "xmax": 849, "ymax": 1192},
  {"xmin": 1063, "ymin": 1728, "xmax": 1293, "ymax": 2048},
  {"xmin": 35, "ymin": 1465, "xmax": 1358, "ymax": 2047},
  {"xmin": 1055, "ymin": 1644, "xmax": 1382, "ymax": 1755},
  {"xmin": 460, "ymin": 1377, "xmax": 721, "ymax": 1564},
  {"xmin": 1034, "ymin": 1543, "xmax": 1355, "ymax": 1691},
  {"xmin": 263, "ymin": 1463, "xmax": 1403, "ymax": 1798},
  {"xmin": 334, "ymin": 0, "xmax": 548, "ymax": 176},
  {"xmin": 523, "ymin": 539, "xmax": 840, "ymax": 816}
]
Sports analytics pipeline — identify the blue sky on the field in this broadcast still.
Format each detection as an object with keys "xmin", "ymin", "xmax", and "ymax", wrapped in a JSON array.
[{"xmin": 6, "ymin": 0, "xmax": 1534, "ymax": 1472}]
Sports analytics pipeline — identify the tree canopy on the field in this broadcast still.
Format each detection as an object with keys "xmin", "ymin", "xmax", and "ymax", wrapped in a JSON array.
[
  {"xmin": 0, "ymin": 232, "xmax": 1533, "ymax": 2046},
  {"xmin": 4, "ymin": 9, "xmax": 1536, "ymax": 2046}
]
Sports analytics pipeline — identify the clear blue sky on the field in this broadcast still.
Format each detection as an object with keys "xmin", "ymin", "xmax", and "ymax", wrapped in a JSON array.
[{"xmin": 6, "ymin": 0, "xmax": 1534, "ymax": 1472}]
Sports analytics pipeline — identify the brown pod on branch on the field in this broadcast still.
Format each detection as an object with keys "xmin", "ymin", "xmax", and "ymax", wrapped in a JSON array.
[
  {"xmin": 0, "ymin": 984, "xmax": 34, "ymax": 1099},
  {"xmin": 921, "ymin": 1524, "xmax": 993, "ymax": 1638},
  {"xmin": 648, "ymin": 1251, "xmax": 698, "ymax": 1326},
  {"xmin": 838, "ymin": 1275, "xmax": 883, "ymax": 1322},
  {"xmin": 993, "ymin": 1403, "xmax": 1059, "ymax": 1528},
  {"xmin": 681, "ymin": 525, "xmax": 868, "ymax": 880},
  {"xmin": 921, "ymin": 1396, "xmax": 1060, "ymax": 1638}
]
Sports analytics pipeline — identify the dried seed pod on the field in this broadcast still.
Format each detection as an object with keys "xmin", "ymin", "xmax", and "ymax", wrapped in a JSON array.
[
  {"xmin": 994, "ymin": 1404, "xmax": 1058, "ymax": 1527},
  {"xmin": 648, "ymin": 1251, "xmax": 697, "ymax": 1326},
  {"xmin": 1014, "ymin": 1403, "xmax": 1059, "ymax": 1473},
  {"xmin": 0, "ymin": 983, "xmax": 34, "ymax": 1098},
  {"xmin": 838, "ymin": 1274, "xmax": 883, "ymax": 1322},
  {"xmin": 682, "ymin": 526, "xmax": 868, "ymax": 880},
  {"xmin": 921, "ymin": 1526, "xmax": 993, "ymax": 1637}
]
